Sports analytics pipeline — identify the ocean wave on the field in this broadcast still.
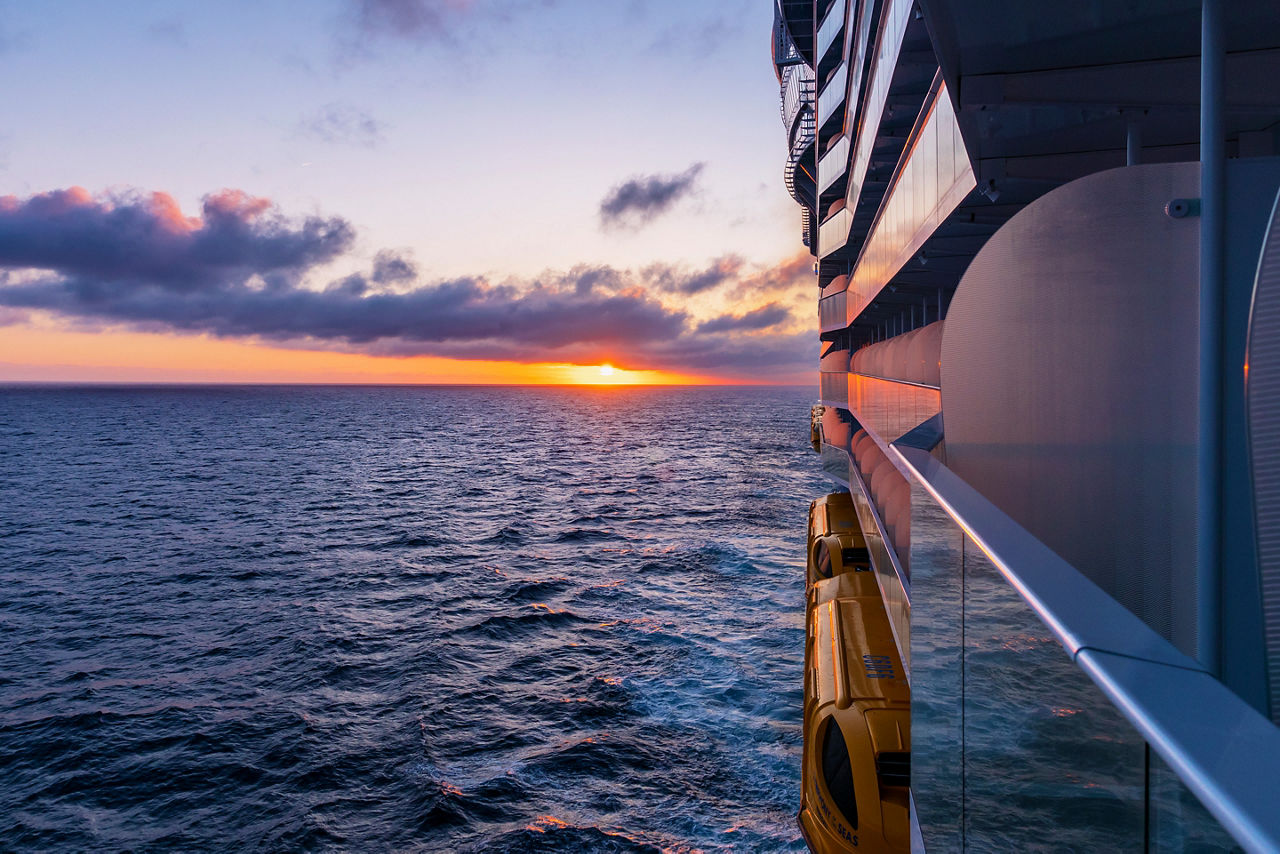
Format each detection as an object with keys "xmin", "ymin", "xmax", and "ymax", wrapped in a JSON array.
[{"xmin": 0, "ymin": 385, "xmax": 816, "ymax": 851}]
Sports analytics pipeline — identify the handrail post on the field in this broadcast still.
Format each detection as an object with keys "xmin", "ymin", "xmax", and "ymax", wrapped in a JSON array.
[{"xmin": 1197, "ymin": 0, "xmax": 1224, "ymax": 676}]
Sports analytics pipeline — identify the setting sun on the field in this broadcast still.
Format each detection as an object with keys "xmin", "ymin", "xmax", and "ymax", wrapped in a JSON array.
[{"xmin": 599, "ymin": 364, "xmax": 615, "ymax": 377}]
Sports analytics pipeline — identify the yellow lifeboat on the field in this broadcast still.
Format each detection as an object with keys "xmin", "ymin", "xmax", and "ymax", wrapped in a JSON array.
[
  {"xmin": 801, "ymin": 495, "xmax": 909, "ymax": 853},
  {"xmin": 806, "ymin": 493, "xmax": 871, "ymax": 590}
]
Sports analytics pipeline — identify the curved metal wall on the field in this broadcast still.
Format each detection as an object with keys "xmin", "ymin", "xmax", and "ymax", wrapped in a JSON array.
[
  {"xmin": 940, "ymin": 163, "xmax": 1201, "ymax": 654},
  {"xmin": 1248, "ymin": 188, "xmax": 1280, "ymax": 722}
]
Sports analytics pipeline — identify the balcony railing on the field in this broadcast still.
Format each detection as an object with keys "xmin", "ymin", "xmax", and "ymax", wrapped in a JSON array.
[
  {"xmin": 816, "ymin": 0, "xmax": 845, "ymax": 62},
  {"xmin": 819, "ymin": 370, "xmax": 849, "ymax": 408},
  {"xmin": 844, "ymin": 81, "xmax": 976, "ymax": 322},
  {"xmin": 817, "ymin": 205, "xmax": 854, "ymax": 258},
  {"xmin": 819, "ymin": 133, "xmax": 850, "ymax": 194},
  {"xmin": 895, "ymin": 444, "xmax": 1280, "ymax": 852},
  {"xmin": 819, "ymin": 289, "xmax": 848, "ymax": 333},
  {"xmin": 840, "ymin": 0, "xmax": 912, "ymax": 221},
  {"xmin": 821, "ymin": 361, "xmax": 1280, "ymax": 850},
  {"xmin": 816, "ymin": 61, "xmax": 848, "ymax": 129}
]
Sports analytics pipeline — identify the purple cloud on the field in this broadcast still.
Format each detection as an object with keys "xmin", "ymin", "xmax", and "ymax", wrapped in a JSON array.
[
  {"xmin": 0, "ymin": 187, "xmax": 814, "ymax": 379},
  {"xmin": 599, "ymin": 163, "xmax": 704, "ymax": 230},
  {"xmin": 696, "ymin": 302, "xmax": 790, "ymax": 334},
  {"xmin": 642, "ymin": 255, "xmax": 743, "ymax": 295},
  {"xmin": 0, "ymin": 187, "xmax": 353, "ymax": 291}
]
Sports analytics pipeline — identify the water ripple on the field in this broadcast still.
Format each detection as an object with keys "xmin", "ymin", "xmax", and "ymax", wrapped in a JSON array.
[{"xmin": 0, "ymin": 385, "xmax": 821, "ymax": 851}]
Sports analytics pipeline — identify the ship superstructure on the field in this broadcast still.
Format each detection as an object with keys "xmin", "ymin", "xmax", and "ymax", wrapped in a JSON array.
[{"xmin": 774, "ymin": 2, "xmax": 1280, "ymax": 850}]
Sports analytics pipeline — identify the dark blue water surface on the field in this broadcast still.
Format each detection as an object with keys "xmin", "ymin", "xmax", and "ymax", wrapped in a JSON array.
[{"xmin": 0, "ymin": 385, "xmax": 822, "ymax": 851}]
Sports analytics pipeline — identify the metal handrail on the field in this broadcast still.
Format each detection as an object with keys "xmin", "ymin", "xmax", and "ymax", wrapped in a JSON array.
[{"xmin": 894, "ymin": 445, "xmax": 1280, "ymax": 854}]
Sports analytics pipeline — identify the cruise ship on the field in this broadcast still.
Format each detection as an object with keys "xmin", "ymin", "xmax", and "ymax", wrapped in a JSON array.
[{"xmin": 774, "ymin": 1, "xmax": 1280, "ymax": 850}]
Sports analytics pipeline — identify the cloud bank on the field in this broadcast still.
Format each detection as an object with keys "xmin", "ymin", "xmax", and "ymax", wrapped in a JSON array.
[
  {"xmin": 0, "ymin": 187, "xmax": 815, "ymax": 379},
  {"xmin": 599, "ymin": 163, "xmax": 704, "ymax": 230}
]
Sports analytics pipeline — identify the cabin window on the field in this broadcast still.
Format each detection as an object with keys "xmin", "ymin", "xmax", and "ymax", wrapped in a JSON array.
[
  {"xmin": 842, "ymin": 546, "xmax": 871, "ymax": 571},
  {"xmin": 815, "ymin": 541, "xmax": 833, "ymax": 579},
  {"xmin": 821, "ymin": 717, "xmax": 858, "ymax": 829}
]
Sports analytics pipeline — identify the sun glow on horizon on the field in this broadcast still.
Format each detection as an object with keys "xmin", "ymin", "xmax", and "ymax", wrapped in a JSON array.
[
  {"xmin": 0, "ymin": 317, "xmax": 732, "ymax": 385},
  {"xmin": 556, "ymin": 362, "xmax": 693, "ymax": 385}
]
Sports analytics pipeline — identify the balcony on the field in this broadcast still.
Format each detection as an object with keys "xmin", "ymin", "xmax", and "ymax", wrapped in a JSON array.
[
  {"xmin": 819, "ymin": 370, "xmax": 849, "ymax": 408},
  {"xmin": 818, "ymin": 205, "xmax": 854, "ymax": 259},
  {"xmin": 844, "ymin": 82, "xmax": 976, "ymax": 323},
  {"xmin": 814, "ymin": 362, "xmax": 1280, "ymax": 851},
  {"xmin": 829, "ymin": 0, "xmax": 913, "ymax": 258},
  {"xmin": 818, "ymin": 133, "xmax": 850, "ymax": 195},
  {"xmin": 816, "ymin": 61, "xmax": 848, "ymax": 129},
  {"xmin": 899, "ymin": 444, "xmax": 1280, "ymax": 852},
  {"xmin": 819, "ymin": 289, "xmax": 848, "ymax": 334},
  {"xmin": 816, "ymin": 0, "xmax": 845, "ymax": 63}
]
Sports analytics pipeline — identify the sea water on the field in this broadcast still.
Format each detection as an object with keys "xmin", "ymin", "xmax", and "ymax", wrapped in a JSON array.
[{"xmin": 0, "ymin": 385, "xmax": 823, "ymax": 851}]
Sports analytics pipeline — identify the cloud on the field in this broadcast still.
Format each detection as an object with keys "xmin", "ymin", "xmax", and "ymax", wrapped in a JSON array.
[
  {"xmin": 735, "ymin": 252, "xmax": 814, "ymax": 296},
  {"xmin": 696, "ymin": 302, "xmax": 790, "ymax": 334},
  {"xmin": 641, "ymin": 255, "xmax": 743, "ymax": 296},
  {"xmin": 599, "ymin": 163, "xmax": 704, "ymax": 230},
  {"xmin": 0, "ymin": 187, "xmax": 353, "ymax": 291},
  {"xmin": 0, "ymin": 187, "xmax": 814, "ymax": 379},
  {"xmin": 296, "ymin": 103, "xmax": 386, "ymax": 148},
  {"xmin": 351, "ymin": 0, "xmax": 475, "ymax": 40},
  {"xmin": 371, "ymin": 249, "xmax": 417, "ymax": 284}
]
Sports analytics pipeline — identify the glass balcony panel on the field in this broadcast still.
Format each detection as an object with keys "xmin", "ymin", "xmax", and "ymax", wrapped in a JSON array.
[
  {"xmin": 819, "ymin": 290, "xmax": 848, "ymax": 333},
  {"xmin": 820, "ymin": 370, "xmax": 849, "ymax": 408},
  {"xmin": 844, "ymin": 0, "xmax": 875, "ymax": 120},
  {"xmin": 843, "ymin": 0, "xmax": 912, "ymax": 217},
  {"xmin": 820, "ymin": 442, "xmax": 854, "ymax": 484},
  {"xmin": 816, "ymin": 0, "xmax": 845, "ymax": 60},
  {"xmin": 818, "ymin": 134, "xmax": 850, "ymax": 194},
  {"xmin": 849, "ymin": 474, "xmax": 910, "ymax": 663},
  {"xmin": 962, "ymin": 538, "xmax": 1147, "ymax": 850},
  {"xmin": 909, "ymin": 481, "xmax": 1149, "ymax": 851},
  {"xmin": 907, "ymin": 476, "xmax": 965, "ymax": 850},
  {"xmin": 846, "ymin": 374, "xmax": 940, "ymax": 443},
  {"xmin": 816, "ymin": 61, "xmax": 848, "ymax": 128},
  {"xmin": 1148, "ymin": 751, "xmax": 1244, "ymax": 851},
  {"xmin": 844, "ymin": 85, "xmax": 976, "ymax": 313},
  {"xmin": 900, "ymin": 445, "xmax": 1280, "ymax": 851},
  {"xmin": 818, "ymin": 206, "xmax": 853, "ymax": 257}
]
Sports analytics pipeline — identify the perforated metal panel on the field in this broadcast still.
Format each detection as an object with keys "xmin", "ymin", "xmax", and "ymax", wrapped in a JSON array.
[
  {"xmin": 1247, "ymin": 188, "xmax": 1280, "ymax": 723},
  {"xmin": 942, "ymin": 163, "xmax": 1200, "ymax": 654}
]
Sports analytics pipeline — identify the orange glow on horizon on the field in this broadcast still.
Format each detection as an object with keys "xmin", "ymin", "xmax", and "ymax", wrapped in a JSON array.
[{"xmin": 0, "ymin": 317, "xmax": 756, "ymax": 385}]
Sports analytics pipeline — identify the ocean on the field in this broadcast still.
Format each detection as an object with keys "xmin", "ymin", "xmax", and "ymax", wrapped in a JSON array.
[{"xmin": 0, "ymin": 385, "xmax": 823, "ymax": 851}]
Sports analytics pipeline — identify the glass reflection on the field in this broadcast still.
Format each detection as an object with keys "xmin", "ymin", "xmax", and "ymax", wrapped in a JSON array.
[{"xmin": 962, "ymin": 541, "xmax": 1146, "ymax": 850}]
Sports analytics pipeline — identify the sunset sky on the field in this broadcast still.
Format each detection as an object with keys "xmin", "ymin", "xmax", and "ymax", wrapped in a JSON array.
[{"xmin": 0, "ymin": 0, "xmax": 815, "ymax": 384}]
